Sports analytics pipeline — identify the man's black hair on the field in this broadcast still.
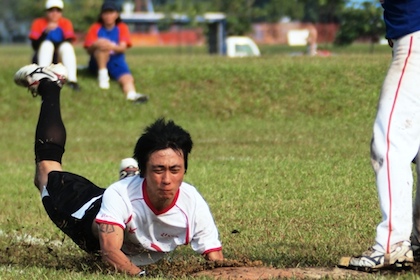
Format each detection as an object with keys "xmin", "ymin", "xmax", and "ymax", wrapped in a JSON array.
[{"xmin": 134, "ymin": 118, "xmax": 193, "ymax": 177}]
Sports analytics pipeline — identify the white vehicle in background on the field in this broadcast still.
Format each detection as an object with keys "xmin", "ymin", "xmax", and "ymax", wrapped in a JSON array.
[
  {"xmin": 226, "ymin": 36, "xmax": 261, "ymax": 58},
  {"xmin": 121, "ymin": 3, "xmax": 262, "ymax": 57}
]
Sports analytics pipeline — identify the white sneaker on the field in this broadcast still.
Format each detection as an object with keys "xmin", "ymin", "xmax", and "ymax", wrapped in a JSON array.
[
  {"xmin": 127, "ymin": 93, "xmax": 149, "ymax": 104},
  {"xmin": 98, "ymin": 77, "xmax": 110, "ymax": 90},
  {"xmin": 342, "ymin": 241, "xmax": 413, "ymax": 271},
  {"xmin": 119, "ymin": 158, "xmax": 139, "ymax": 180},
  {"xmin": 98, "ymin": 70, "xmax": 110, "ymax": 90},
  {"xmin": 14, "ymin": 63, "xmax": 68, "ymax": 96}
]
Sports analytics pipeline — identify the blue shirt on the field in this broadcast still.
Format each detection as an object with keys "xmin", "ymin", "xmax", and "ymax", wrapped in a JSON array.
[
  {"xmin": 46, "ymin": 27, "xmax": 65, "ymax": 43},
  {"xmin": 382, "ymin": 0, "xmax": 420, "ymax": 39},
  {"xmin": 97, "ymin": 26, "xmax": 120, "ymax": 46}
]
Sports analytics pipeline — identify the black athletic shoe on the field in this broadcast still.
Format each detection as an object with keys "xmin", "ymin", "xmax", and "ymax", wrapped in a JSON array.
[
  {"xmin": 67, "ymin": 81, "xmax": 81, "ymax": 91},
  {"xmin": 131, "ymin": 93, "xmax": 149, "ymax": 104}
]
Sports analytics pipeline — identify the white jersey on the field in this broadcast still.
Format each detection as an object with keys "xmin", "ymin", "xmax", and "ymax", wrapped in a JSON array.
[{"xmin": 95, "ymin": 176, "xmax": 222, "ymax": 265}]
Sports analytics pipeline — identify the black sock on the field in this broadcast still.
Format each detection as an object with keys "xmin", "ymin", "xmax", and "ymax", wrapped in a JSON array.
[{"xmin": 34, "ymin": 80, "xmax": 66, "ymax": 163}]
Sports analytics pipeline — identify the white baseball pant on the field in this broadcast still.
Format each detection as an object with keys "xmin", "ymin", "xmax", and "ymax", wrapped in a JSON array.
[
  {"xmin": 37, "ymin": 40, "xmax": 78, "ymax": 82},
  {"xmin": 372, "ymin": 30, "xmax": 420, "ymax": 253}
]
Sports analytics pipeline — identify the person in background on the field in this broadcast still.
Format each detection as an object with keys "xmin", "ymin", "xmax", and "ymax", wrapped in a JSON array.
[
  {"xmin": 306, "ymin": 24, "xmax": 318, "ymax": 56},
  {"xmin": 29, "ymin": 0, "xmax": 80, "ymax": 91},
  {"xmin": 84, "ymin": 2, "xmax": 148, "ymax": 103}
]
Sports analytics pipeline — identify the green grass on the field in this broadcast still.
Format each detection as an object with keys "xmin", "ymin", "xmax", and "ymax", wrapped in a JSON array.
[{"xmin": 0, "ymin": 43, "xmax": 413, "ymax": 279}]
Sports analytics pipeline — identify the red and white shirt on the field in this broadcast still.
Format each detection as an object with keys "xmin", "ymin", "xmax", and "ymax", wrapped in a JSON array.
[{"xmin": 96, "ymin": 176, "xmax": 222, "ymax": 265}]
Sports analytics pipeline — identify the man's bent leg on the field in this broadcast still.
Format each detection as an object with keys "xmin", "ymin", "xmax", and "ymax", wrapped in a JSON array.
[
  {"xmin": 15, "ymin": 64, "xmax": 103, "ymax": 253},
  {"xmin": 35, "ymin": 161, "xmax": 62, "ymax": 192},
  {"xmin": 14, "ymin": 64, "xmax": 68, "ymax": 192},
  {"xmin": 34, "ymin": 80, "xmax": 67, "ymax": 191}
]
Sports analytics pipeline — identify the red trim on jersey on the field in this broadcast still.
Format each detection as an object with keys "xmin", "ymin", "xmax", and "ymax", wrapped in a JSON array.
[
  {"xmin": 117, "ymin": 22, "xmax": 132, "ymax": 47},
  {"xmin": 177, "ymin": 206, "xmax": 190, "ymax": 245},
  {"xmin": 125, "ymin": 214, "xmax": 133, "ymax": 224},
  {"xmin": 95, "ymin": 219, "xmax": 125, "ymax": 230},
  {"xmin": 84, "ymin": 23, "xmax": 102, "ymax": 48},
  {"xmin": 202, "ymin": 247, "xmax": 222, "ymax": 255},
  {"xmin": 142, "ymin": 179, "xmax": 180, "ymax": 215},
  {"xmin": 385, "ymin": 36, "xmax": 413, "ymax": 253},
  {"xmin": 29, "ymin": 17, "xmax": 75, "ymax": 41},
  {"xmin": 151, "ymin": 243, "xmax": 163, "ymax": 252}
]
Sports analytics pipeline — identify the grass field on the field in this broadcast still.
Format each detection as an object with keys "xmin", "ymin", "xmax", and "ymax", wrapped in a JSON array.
[{"xmin": 0, "ymin": 43, "xmax": 416, "ymax": 279}]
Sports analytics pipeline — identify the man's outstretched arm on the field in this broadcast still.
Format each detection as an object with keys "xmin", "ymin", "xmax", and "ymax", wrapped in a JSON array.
[{"xmin": 97, "ymin": 223, "xmax": 144, "ymax": 276}]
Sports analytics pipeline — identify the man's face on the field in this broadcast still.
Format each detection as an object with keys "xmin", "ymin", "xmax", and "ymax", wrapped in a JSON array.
[
  {"xmin": 144, "ymin": 148, "xmax": 185, "ymax": 208},
  {"xmin": 46, "ymin": 7, "xmax": 62, "ymax": 22},
  {"xmin": 101, "ymin": 10, "xmax": 119, "ymax": 27}
]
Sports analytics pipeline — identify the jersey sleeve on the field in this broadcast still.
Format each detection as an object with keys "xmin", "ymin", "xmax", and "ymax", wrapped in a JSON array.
[
  {"xmin": 59, "ymin": 18, "xmax": 76, "ymax": 41},
  {"xmin": 95, "ymin": 183, "xmax": 132, "ymax": 230},
  {"xmin": 29, "ymin": 18, "xmax": 47, "ymax": 40},
  {"xmin": 190, "ymin": 192, "xmax": 222, "ymax": 254},
  {"xmin": 117, "ymin": 22, "xmax": 132, "ymax": 47},
  {"xmin": 84, "ymin": 23, "xmax": 100, "ymax": 48}
]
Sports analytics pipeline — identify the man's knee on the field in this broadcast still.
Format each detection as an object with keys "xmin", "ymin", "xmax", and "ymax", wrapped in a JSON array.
[
  {"xmin": 39, "ymin": 40, "xmax": 55, "ymax": 52},
  {"xmin": 38, "ymin": 40, "xmax": 56, "ymax": 65},
  {"xmin": 34, "ymin": 161, "xmax": 63, "ymax": 192},
  {"xmin": 58, "ymin": 42, "xmax": 75, "ymax": 54}
]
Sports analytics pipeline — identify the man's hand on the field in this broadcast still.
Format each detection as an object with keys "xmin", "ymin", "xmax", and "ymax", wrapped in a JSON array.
[
  {"xmin": 45, "ymin": 22, "xmax": 58, "ymax": 32},
  {"xmin": 93, "ymin": 38, "xmax": 114, "ymax": 51},
  {"xmin": 92, "ymin": 39, "xmax": 127, "ymax": 54},
  {"xmin": 204, "ymin": 250, "xmax": 224, "ymax": 261}
]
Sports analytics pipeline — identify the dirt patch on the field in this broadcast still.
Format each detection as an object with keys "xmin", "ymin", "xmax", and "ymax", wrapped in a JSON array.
[
  {"xmin": 191, "ymin": 261, "xmax": 420, "ymax": 280},
  {"xmin": 192, "ymin": 266, "xmax": 367, "ymax": 279},
  {"xmin": 2, "ymin": 238, "xmax": 419, "ymax": 279}
]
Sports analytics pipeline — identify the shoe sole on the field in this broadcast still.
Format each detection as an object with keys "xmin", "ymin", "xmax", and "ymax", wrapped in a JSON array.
[
  {"xmin": 132, "ymin": 97, "xmax": 149, "ymax": 104},
  {"xmin": 14, "ymin": 64, "xmax": 67, "ymax": 96},
  {"xmin": 338, "ymin": 256, "xmax": 413, "ymax": 273}
]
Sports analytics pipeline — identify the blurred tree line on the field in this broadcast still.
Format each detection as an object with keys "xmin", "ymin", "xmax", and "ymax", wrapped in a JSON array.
[{"xmin": 1, "ymin": 0, "xmax": 385, "ymax": 46}]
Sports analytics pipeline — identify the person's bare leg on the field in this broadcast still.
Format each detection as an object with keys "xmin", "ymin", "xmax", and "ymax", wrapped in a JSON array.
[
  {"xmin": 94, "ymin": 49, "xmax": 111, "ymax": 89},
  {"xmin": 34, "ymin": 161, "xmax": 62, "ymax": 193},
  {"xmin": 93, "ymin": 49, "xmax": 110, "ymax": 70},
  {"xmin": 118, "ymin": 73, "xmax": 136, "ymax": 96},
  {"xmin": 118, "ymin": 73, "xmax": 148, "ymax": 102}
]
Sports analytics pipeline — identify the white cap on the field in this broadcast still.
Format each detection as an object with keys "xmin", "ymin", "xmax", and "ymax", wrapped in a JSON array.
[
  {"xmin": 45, "ymin": 0, "xmax": 64, "ymax": 9},
  {"xmin": 119, "ymin": 158, "xmax": 140, "ymax": 180},
  {"xmin": 119, "ymin": 158, "xmax": 139, "ymax": 172}
]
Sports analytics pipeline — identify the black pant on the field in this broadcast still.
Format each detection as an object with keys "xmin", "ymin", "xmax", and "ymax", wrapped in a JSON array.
[{"xmin": 42, "ymin": 171, "xmax": 105, "ymax": 253}]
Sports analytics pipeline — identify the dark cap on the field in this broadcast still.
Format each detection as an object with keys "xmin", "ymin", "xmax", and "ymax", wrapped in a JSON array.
[{"xmin": 101, "ymin": 2, "xmax": 119, "ymax": 12}]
